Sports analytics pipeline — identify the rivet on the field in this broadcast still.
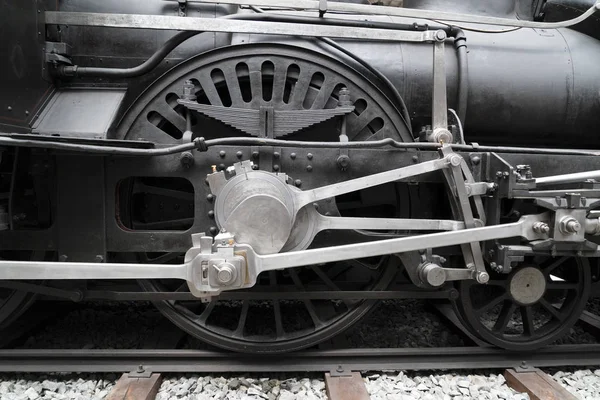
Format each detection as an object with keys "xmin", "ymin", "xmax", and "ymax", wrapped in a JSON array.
[
  {"xmin": 273, "ymin": 164, "xmax": 280, "ymax": 171},
  {"xmin": 412, "ymin": 156, "xmax": 419, "ymax": 163},
  {"xmin": 307, "ymin": 153, "xmax": 313, "ymax": 160},
  {"xmin": 471, "ymin": 156, "xmax": 481, "ymax": 165},
  {"xmin": 206, "ymin": 194, "xmax": 214, "ymax": 202},
  {"xmin": 306, "ymin": 165, "xmax": 313, "ymax": 172},
  {"xmin": 208, "ymin": 210, "xmax": 215, "ymax": 219},
  {"xmin": 218, "ymin": 163, "xmax": 226, "ymax": 171},
  {"xmin": 290, "ymin": 153, "xmax": 297, "ymax": 160},
  {"xmin": 219, "ymin": 150, "xmax": 226, "ymax": 158},
  {"xmin": 274, "ymin": 152, "xmax": 280, "ymax": 159},
  {"xmin": 294, "ymin": 179, "xmax": 302, "ymax": 187},
  {"xmin": 252, "ymin": 151, "xmax": 259, "ymax": 159},
  {"xmin": 236, "ymin": 151, "xmax": 243, "ymax": 159},
  {"xmin": 7, "ymin": 106, "xmax": 12, "ymax": 111},
  {"xmin": 209, "ymin": 226, "xmax": 218, "ymax": 235},
  {"xmin": 252, "ymin": 164, "xmax": 259, "ymax": 170}
]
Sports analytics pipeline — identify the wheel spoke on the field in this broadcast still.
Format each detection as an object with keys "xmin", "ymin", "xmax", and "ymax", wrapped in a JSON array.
[
  {"xmin": 269, "ymin": 271, "xmax": 285, "ymax": 339},
  {"xmin": 492, "ymin": 302, "xmax": 517, "ymax": 333},
  {"xmin": 474, "ymin": 293, "xmax": 508, "ymax": 315},
  {"xmin": 538, "ymin": 298, "xmax": 565, "ymax": 322},
  {"xmin": 233, "ymin": 300, "xmax": 250, "ymax": 338},
  {"xmin": 521, "ymin": 306, "xmax": 535, "ymax": 337},
  {"xmin": 546, "ymin": 282, "xmax": 579, "ymax": 291},
  {"xmin": 543, "ymin": 257, "xmax": 568, "ymax": 275},
  {"xmin": 195, "ymin": 300, "xmax": 216, "ymax": 325},
  {"xmin": 289, "ymin": 269, "xmax": 323, "ymax": 329}
]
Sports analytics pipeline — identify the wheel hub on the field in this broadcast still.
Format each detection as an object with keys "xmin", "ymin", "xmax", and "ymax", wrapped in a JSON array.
[
  {"xmin": 209, "ymin": 162, "xmax": 297, "ymax": 254},
  {"xmin": 508, "ymin": 266, "xmax": 546, "ymax": 305}
]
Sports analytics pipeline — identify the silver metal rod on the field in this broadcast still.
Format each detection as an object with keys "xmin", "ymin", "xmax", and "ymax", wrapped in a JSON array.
[
  {"xmin": 296, "ymin": 157, "xmax": 448, "ymax": 208},
  {"xmin": 45, "ymin": 12, "xmax": 435, "ymax": 42},
  {"xmin": 431, "ymin": 37, "xmax": 448, "ymax": 133},
  {"xmin": 0, "ymin": 261, "xmax": 188, "ymax": 280},
  {"xmin": 317, "ymin": 215, "xmax": 465, "ymax": 231},
  {"xmin": 164, "ymin": 0, "xmax": 600, "ymax": 28},
  {"xmin": 536, "ymin": 170, "xmax": 600, "ymax": 186},
  {"xmin": 255, "ymin": 215, "xmax": 542, "ymax": 272}
]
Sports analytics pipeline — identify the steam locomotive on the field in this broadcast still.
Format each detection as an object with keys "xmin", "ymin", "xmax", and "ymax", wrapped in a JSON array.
[{"xmin": 2, "ymin": 0, "xmax": 600, "ymax": 353}]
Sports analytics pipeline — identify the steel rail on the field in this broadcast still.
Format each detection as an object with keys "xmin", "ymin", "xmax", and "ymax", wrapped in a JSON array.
[{"xmin": 1, "ymin": 345, "xmax": 600, "ymax": 372}]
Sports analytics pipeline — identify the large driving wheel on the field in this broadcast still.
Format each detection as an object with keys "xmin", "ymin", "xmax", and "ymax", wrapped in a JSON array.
[{"xmin": 116, "ymin": 43, "xmax": 411, "ymax": 352}]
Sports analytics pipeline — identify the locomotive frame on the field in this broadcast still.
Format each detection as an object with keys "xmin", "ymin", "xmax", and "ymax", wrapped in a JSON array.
[{"xmin": 2, "ymin": 0, "xmax": 600, "ymax": 352}]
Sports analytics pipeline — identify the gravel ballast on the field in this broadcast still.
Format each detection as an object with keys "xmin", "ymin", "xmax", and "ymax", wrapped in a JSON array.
[{"xmin": 1, "ymin": 369, "xmax": 598, "ymax": 399}]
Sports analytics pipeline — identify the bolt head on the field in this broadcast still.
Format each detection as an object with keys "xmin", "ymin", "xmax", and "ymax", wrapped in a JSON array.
[
  {"xmin": 447, "ymin": 154, "xmax": 462, "ymax": 167},
  {"xmin": 435, "ymin": 30, "xmax": 447, "ymax": 41},
  {"xmin": 180, "ymin": 152, "xmax": 194, "ymax": 168},
  {"xmin": 559, "ymin": 216, "xmax": 581, "ymax": 234},
  {"xmin": 215, "ymin": 262, "xmax": 237, "ymax": 285},
  {"xmin": 476, "ymin": 271, "xmax": 490, "ymax": 284}
]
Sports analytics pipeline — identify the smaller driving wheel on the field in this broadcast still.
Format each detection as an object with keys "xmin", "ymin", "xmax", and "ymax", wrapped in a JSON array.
[{"xmin": 454, "ymin": 256, "xmax": 590, "ymax": 350}]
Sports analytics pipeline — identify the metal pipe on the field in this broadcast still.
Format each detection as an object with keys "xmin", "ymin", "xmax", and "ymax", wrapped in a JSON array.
[
  {"xmin": 169, "ymin": 0, "xmax": 600, "ymax": 29},
  {"xmin": 1, "ymin": 135, "xmax": 600, "ymax": 156},
  {"xmin": 57, "ymin": 31, "xmax": 197, "ymax": 78}
]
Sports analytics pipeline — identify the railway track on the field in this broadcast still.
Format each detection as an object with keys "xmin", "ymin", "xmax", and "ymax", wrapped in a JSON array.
[{"xmin": 1, "ymin": 344, "xmax": 600, "ymax": 373}]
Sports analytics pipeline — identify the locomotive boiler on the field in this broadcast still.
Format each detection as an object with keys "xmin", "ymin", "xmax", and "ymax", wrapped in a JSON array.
[{"xmin": 2, "ymin": 0, "xmax": 600, "ymax": 353}]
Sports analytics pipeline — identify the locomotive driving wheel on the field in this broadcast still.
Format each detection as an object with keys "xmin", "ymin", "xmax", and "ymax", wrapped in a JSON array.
[
  {"xmin": 454, "ymin": 256, "xmax": 590, "ymax": 350},
  {"xmin": 116, "ymin": 43, "xmax": 412, "ymax": 352}
]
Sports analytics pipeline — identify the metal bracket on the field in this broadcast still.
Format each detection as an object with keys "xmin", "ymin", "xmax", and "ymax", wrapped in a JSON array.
[
  {"xmin": 128, "ymin": 365, "xmax": 153, "ymax": 378},
  {"xmin": 44, "ymin": 41, "xmax": 72, "ymax": 66},
  {"xmin": 319, "ymin": 0, "xmax": 327, "ymax": 17},
  {"xmin": 514, "ymin": 361, "xmax": 540, "ymax": 373},
  {"xmin": 329, "ymin": 365, "xmax": 353, "ymax": 377},
  {"xmin": 178, "ymin": 0, "xmax": 187, "ymax": 17}
]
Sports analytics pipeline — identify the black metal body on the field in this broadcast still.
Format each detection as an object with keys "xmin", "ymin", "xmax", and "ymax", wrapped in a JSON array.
[{"xmin": 2, "ymin": 0, "xmax": 600, "ymax": 353}]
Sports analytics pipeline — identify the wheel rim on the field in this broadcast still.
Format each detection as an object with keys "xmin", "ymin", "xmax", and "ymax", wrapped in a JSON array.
[
  {"xmin": 455, "ymin": 256, "xmax": 590, "ymax": 350},
  {"xmin": 117, "ymin": 43, "xmax": 410, "ymax": 353}
]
